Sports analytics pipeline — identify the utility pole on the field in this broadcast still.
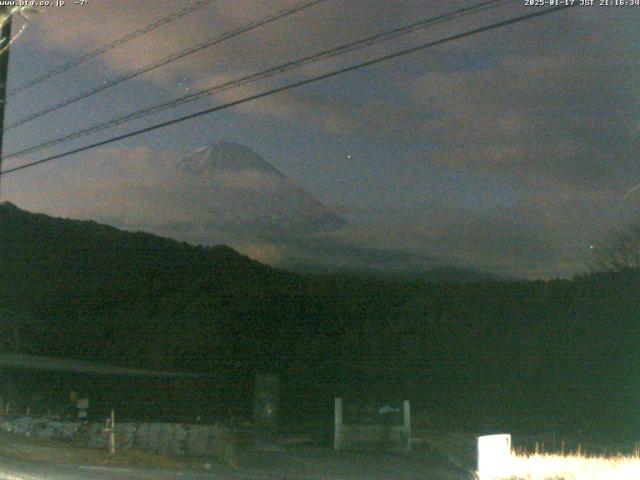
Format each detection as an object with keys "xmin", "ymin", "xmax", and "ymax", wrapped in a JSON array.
[
  {"xmin": 0, "ymin": 6, "xmax": 11, "ymax": 200},
  {"xmin": 0, "ymin": 9, "xmax": 11, "ymax": 417}
]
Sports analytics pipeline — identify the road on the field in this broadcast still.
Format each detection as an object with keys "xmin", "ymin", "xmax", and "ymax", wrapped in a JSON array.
[
  {"xmin": 0, "ymin": 448, "xmax": 471, "ymax": 479},
  {"xmin": 0, "ymin": 454, "xmax": 233, "ymax": 480}
]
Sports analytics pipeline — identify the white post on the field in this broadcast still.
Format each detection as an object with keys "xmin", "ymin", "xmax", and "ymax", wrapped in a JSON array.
[
  {"xmin": 109, "ymin": 409, "xmax": 116, "ymax": 455},
  {"xmin": 402, "ymin": 400, "xmax": 411, "ymax": 451},
  {"xmin": 334, "ymin": 398, "xmax": 343, "ymax": 451},
  {"xmin": 103, "ymin": 409, "xmax": 116, "ymax": 455},
  {"xmin": 477, "ymin": 434, "xmax": 511, "ymax": 480}
]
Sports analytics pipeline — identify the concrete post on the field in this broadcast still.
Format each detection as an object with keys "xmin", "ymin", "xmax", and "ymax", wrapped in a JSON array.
[
  {"xmin": 334, "ymin": 397, "xmax": 343, "ymax": 450},
  {"xmin": 402, "ymin": 400, "xmax": 411, "ymax": 450}
]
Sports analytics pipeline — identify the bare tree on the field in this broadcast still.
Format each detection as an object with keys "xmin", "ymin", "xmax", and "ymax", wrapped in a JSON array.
[{"xmin": 592, "ymin": 223, "xmax": 640, "ymax": 272}]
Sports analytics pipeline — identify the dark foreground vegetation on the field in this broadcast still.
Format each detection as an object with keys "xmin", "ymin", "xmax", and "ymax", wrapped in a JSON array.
[{"xmin": 1, "ymin": 202, "xmax": 638, "ymax": 443}]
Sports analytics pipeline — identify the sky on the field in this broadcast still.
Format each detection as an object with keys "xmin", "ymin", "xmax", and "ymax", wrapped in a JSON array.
[{"xmin": 1, "ymin": 0, "xmax": 639, "ymax": 279}]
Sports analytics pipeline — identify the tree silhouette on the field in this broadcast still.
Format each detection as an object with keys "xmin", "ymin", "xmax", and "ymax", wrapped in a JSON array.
[{"xmin": 592, "ymin": 222, "xmax": 640, "ymax": 271}]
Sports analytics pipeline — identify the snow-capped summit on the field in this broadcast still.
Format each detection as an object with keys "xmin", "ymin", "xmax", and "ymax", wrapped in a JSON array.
[
  {"xmin": 173, "ymin": 141, "xmax": 346, "ymax": 235},
  {"xmin": 177, "ymin": 141, "xmax": 285, "ymax": 178}
]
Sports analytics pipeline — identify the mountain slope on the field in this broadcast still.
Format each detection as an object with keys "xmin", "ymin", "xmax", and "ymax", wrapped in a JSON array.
[
  {"xmin": 177, "ymin": 142, "xmax": 286, "ymax": 178},
  {"xmin": 173, "ymin": 141, "xmax": 346, "ymax": 234}
]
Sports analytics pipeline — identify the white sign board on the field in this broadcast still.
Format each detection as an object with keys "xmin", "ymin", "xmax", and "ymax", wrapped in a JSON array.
[{"xmin": 477, "ymin": 433, "xmax": 511, "ymax": 480}]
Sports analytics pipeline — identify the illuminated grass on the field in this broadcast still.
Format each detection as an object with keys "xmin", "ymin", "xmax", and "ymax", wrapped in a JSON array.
[{"xmin": 482, "ymin": 451, "xmax": 640, "ymax": 480}]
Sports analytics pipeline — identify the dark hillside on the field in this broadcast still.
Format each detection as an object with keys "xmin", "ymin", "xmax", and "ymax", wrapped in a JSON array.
[
  {"xmin": 0, "ymin": 202, "xmax": 305, "ymax": 370},
  {"xmin": 2, "ymin": 202, "xmax": 639, "ymax": 441}
]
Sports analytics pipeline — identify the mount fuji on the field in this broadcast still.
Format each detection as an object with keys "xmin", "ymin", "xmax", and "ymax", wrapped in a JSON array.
[{"xmin": 170, "ymin": 141, "xmax": 346, "ymax": 235}]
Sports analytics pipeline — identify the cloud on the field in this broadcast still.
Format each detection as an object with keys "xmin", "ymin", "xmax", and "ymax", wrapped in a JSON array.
[
  {"xmin": 191, "ymin": 69, "xmax": 438, "ymax": 140},
  {"xmin": 3, "ymin": 142, "xmax": 345, "ymax": 235},
  {"xmin": 3, "ymin": 146, "xmax": 180, "ymax": 223},
  {"xmin": 405, "ymin": 32, "xmax": 640, "ymax": 187},
  {"xmin": 4, "ymin": 143, "xmax": 632, "ymax": 279},
  {"xmin": 10, "ymin": 1, "xmax": 640, "ymax": 279},
  {"xmin": 29, "ymin": 0, "xmax": 447, "ymax": 89},
  {"xmin": 236, "ymin": 241, "xmax": 284, "ymax": 265}
]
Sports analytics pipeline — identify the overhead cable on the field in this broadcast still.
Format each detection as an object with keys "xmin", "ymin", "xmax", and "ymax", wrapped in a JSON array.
[{"xmin": 0, "ymin": 5, "xmax": 574, "ymax": 177}]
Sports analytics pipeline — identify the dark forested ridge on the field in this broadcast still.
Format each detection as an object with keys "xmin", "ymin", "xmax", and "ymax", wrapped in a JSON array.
[
  {"xmin": 1, "ymin": 202, "xmax": 639, "ymax": 440},
  {"xmin": 0, "ymin": 201, "xmax": 304, "ymax": 366}
]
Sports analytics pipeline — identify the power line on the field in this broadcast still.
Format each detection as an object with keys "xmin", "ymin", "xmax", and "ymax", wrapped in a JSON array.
[
  {"xmin": 3, "ymin": 0, "xmax": 513, "ymax": 162},
  {"xmin": 0, "ymin": 5, "xmax": 574, "ymax": 177},
  {"xmin": 2, "ymin": 0, "xmax": 327, "ymax": 132},
  {"xmin": 6, "ymin": 0, "xmax": 219, "ymax": 99}
]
